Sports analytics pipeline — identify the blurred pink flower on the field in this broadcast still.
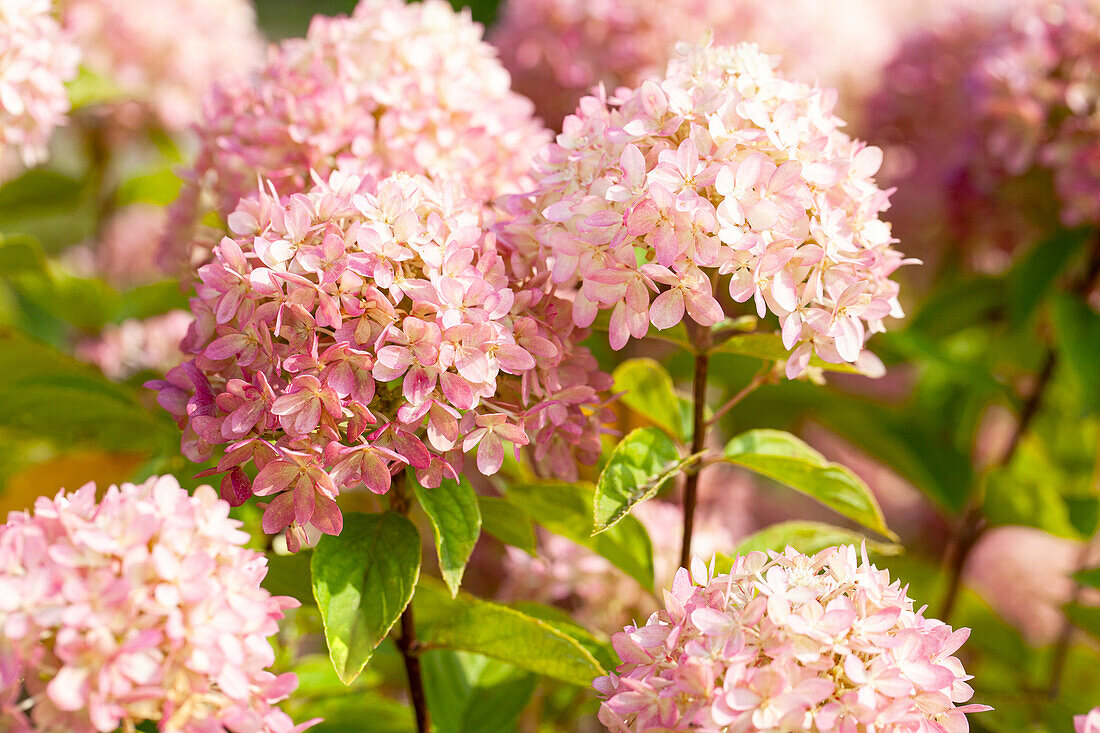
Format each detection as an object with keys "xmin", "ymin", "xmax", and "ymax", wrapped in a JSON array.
[
  {"xmin": 1077, "ymin": 707, "xmax": 1100, "ymax": 733},
  {"xmin": 150, "ymin": 171, "xmax": 611, "ymax": 547},
  {"xmin": 0, "ymin": 0, "xmax": 78, "ymax": 173},
  {"xmin": 163, "ymin": 0, "xmax": 549, "ymax": 274},
  {"xmin": 867, "ymin": 0, "xmax": 1100, "ymax": 271},
  {"xmin": 965, "ymin": 526, "xmax": 1100, "ymax": 645},
  {"xmin": 595, "ymin": 545, "xmax": 991, "ymax": 732},
  {"xmin": 58, "ymin": 0, "xmax": 263, "ymax": 131},
  {"xmin": 501, "ymin": 42, "xmax": 910, "ymax": 378},
  {"xmin": 76, "ymin": 310, "xmax": 191, "ymax": 380},
  {"xmin": 0, "ymin": 475, "xmax": 315, "ymax": 733}
]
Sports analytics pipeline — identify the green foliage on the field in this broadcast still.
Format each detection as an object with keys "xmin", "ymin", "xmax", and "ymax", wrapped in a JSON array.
[
  {"xmin": 1074, "ymin": 566, "xmax": 1100, "ymax": 590},
  {"xmin": 505, "ymin": 480, "xmax": 654, "ymax": 590},
  {"xmin": 721, "ymin": 430, "xmax": 895, "ymax": 539},
  {"xmin": 477, "ymin": 495, "xmax": 536, "ymax": 555},
  {"xmin": 413, "ymin": 475, "xmax": 482, "ymax": 596},
  {"xmin": 311, "ymin": 512, "xmax": 421, "ymax": 684},
  {"xmin": 262, "ymin": 551, "xmax": 316, "ymax": 607},
  {"xmin": 0, "ymin": 233, "xmax": 46, "ymax": 274},
  {"xmin": 593, "ymin": 427, "xmax": 694, "ymax": 533},
  {"xmin": 0, "ymin": 329, "xmax": 173, "ymax": 451},
  {"xmin": 612, "ymin": 358, "xmax": 690, "ymax": 440},
  {"xmin": 1052, "ymin": 293, "xmax": 1100, "ymax": 412},
  {"xmin": 416, "ymin": 579, "xmax": 606, "ymax": 687},
  {"xmin": 726, "ymin": 521, "xmax": 901, "ymax": 559},
  {"xmin": 1007, "ymin": 227, "xmax": 1089, "ymax": 328},
  {"xmin": 422, "ymin": 650, "xmax": 536, "ymax": 733},
  {"xmin": 711, "ymin": 332, "xmax": 860, "ymax": 373}
]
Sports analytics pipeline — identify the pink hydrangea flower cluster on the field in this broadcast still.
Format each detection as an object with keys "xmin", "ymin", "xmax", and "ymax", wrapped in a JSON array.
[
  {"xmin": 0, "ymin": 0, "xmax": 78, "ymax": 172},
  {"xmin": 502, "ymin": 42, "xmax": 909, "ymax": 379},
  {"xmin": 58, "ymin": 0, "xmax": 263, "ymax": 131},
  {"xmin": 163, "ymin": 0, "xmax": 549, "ymax": 272},
  {"xmin": 1078, "ymin": 707, "xmax": 1100, "ymax": 733},
  {"xmin": 491, "ymin": 0, "xmax": 906, "ymax": 129},
  {"xmin": 77, "ymin": 310, "xmax": 191, "ymax": 380},
  {"xmin": 150, "ymin": 170, "xmax": 611, "ymax": 549},
  {"xmin": 594, "ymin": 545, "xmax": 991, "ymax": 733},
  {"xmin": 868, "ymin": 0, "xmax": 1100, "ymax": 269},
  {"xmin": 0, "ymin": 475, "xmax": 313, "ymax": 733}
]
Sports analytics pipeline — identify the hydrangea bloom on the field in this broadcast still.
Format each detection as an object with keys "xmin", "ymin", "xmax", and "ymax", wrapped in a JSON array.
[
  {"xmin": 595, "ymin": 545, "xmax": 991, "ymax": 733},
  {"xmin": 163, "ymin": 0, "xmax": 549, "ymax": 272},
  {"xmin": 867, "ymin": 0, "xmax": 1100, "ymax": 270},
  {"xmin": 503, "ymin": 42, "xmax": 909, "ymax": 378},
  {"xmin": 0, "ymin": 0, "xmax": 79, "ymax": 172},
  {"xmin": 491, "ymin": 0, "xmax": 906, "ymax": 128},
  {"xmin": 0, "ymin": 475, "xmax": 313, "ymax": 733},
  {"xmin": 77, "ymin": 310, "xmax": 191, "ymax": 380},
  {"xmin": 150, "ymin": 170, "xmax": 611, "ymax": 549},
  {"xmin": 1078, "ymin": 707, "xmax": 1100, "ymax": 733},
  {"xmin": 57, "ymin": 0, "xmax": 263, "ymax": 131}
]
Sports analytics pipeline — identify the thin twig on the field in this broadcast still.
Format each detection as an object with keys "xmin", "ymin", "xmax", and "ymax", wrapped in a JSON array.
[
  {"xmin": 679, "ymin": 323, "xmax": 712, "ymax": 569},
  {"xmin": 390, "ymin": 471, "xmax": 430, "ymax": 733}
]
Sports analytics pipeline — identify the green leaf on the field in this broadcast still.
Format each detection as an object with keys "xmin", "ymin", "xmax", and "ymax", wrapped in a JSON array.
[
  {"xmin": 66, "ymin": 66, "xmax": 126, "ymax": 109},
  {"xmin": 311, "ymin": 512, "xmax": 421, "ymax": 684},
  {"xmin": 612, "ymin": 358, "xmax": 690, "ymax": 440},
  {"xmin": 983, "ymin": 467, "xmax": 1082, "ymax": 540},
  {"xmin": 261, "ymin": 551, "xmax": 315, "ymax": 607},
  {"xmin": 727, "ymin": 521, "xmax": 901, "ymax": 559},
  {"xmin": 0, "ymin": 329, "xmax": 172, "ymax": 450},
  {"xmin": 477, "ymin": 495, "xmax": 536, "ymax": 555},
  {"xmin": 1052, "ymin": 293, "xmax": 1100, "ymax": 412},
  {"xmin": 0, "ymin": 169, "xmax": 84, "ymax": 220},
  {"xmin": 505, "ymin": 481, "xmax": 654, "ymax": 590},
  {"xmin": 712, "ymin": 333, "xmax": 860, "ymax": 373},
  {"xmin": 413, "ymin": 476, "xmax": 481, "ymax": 597},
  {"xmin": 417, "ymin": 579, "xmax": 605, "ymax": 687},
  {"xmin": 593, "ymin": 427, "xmax": 691, "ymax": 533},
  {"xmin": 1065, "ymin": 603, "xmax": 1100, "ymax": 641},
  {"xmin": 422, "ymin": 650, "xmax": 536, "ymax": 733},
  {"xmin": 1074, "ymin": 566, "xmax": 1100, "ymax": 590},
  {"xmin": 510, "ymin": 601, "xmax": 616, "ymax": 672},
  {"xmin": 721, "ymin": 429, "xmax": 895, "ymax": 539},
  {"xmin": 0, "ymin": 234, "xmax": 46, "ymax": 274},
  {"xmin": 1008, "ymin": 227, "xmax": 1088, "ymax": 328},
  {"xmin": 112, "ymin": 280, "xmax": 189, "ymax": 322},
  {"xmin": 113, "ymin": 169, "xmax": 182, "ymax": 208}
]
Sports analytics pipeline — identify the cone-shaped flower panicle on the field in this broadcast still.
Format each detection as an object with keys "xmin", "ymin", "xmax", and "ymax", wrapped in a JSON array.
[
  {"xmin": 163, "ymin": 0, "xmax": 550, "ymax": 272},
  {"xmin": 500, "ymin": 41, "xmax": 912, "ymax": 379},
  {"xmin": 0, "ymin": 475, "xmax": 315, "ymax": 733},
  {"xmin": 149, "ymin": 171, "xmax": 611, "ymax": 548},
  {"xmin": 0, "ymin": 0, "xmax": 79, "ymax": 173},
  {"xmin": 595, "ymin": 545, "xmax": 992, "ymax": 733}
]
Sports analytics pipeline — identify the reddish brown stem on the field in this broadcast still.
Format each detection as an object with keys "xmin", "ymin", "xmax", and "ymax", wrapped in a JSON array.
[{"xmin": 680, "ymin": 326, "xmax": 712, "ymax": 569}]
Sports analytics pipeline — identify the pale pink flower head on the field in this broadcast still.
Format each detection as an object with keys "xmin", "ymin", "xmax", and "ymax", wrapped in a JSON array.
[
  {"xmin": 492, "ymin": 0, "xmax": 906, "ymax": 129},
  {"xmin": 503, "ymin": 41, "xmax": 910, "ymax": 379},
  {"xmin": 1077, "ymin": 707, "xmax": 1100, "ymax": 733},
  {"xmin": 57, "ymin": 0, "xmax": 263, "ymax": 131},
  {"xmin": 163, "ymin": 0, "xmax": 549, "ymax": 273},
  {"xmin": 867, "ymin": 0, "xmax": 1100, "ymax": 271},
  {"xmin": 149, "ymin": 170, "xmax": 611, "ymax": 547},
  {"xmin": 0, "ymin": 0, "xmax": 79, "ymax": 173},
  {"xmin": 0, "ymin": 475, "xmax": 315, "ymax": 733},
  {"xmin": 595, "ymin": 545, "xmax": 991, "ymax": 733}
]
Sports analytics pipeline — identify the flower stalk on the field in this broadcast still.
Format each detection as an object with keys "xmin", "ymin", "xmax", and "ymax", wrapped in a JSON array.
[
  {"xmin": 390, "ymin": 470, "xmax": 430, "ymax": 733},
  {"xmin": 679, "ymin": 323, "xmax": 712, "ymax": 569}
]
